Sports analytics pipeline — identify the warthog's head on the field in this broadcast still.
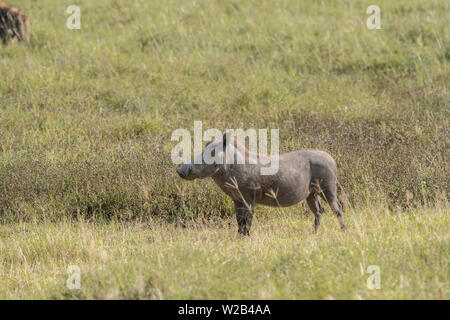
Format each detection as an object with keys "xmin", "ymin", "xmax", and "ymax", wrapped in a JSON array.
[{"xmin": 176, "ymin": 133, "xmax": 229, "ymax": 180}]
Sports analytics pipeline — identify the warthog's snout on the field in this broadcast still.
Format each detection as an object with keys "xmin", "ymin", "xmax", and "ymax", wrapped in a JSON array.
[
  {"xmin": 177, "ymin": 165, "xmax": 192, "ymax": 179},
  {"xmin": 176, "ymin": 168, "xmax": 186, "ymax": 178}
]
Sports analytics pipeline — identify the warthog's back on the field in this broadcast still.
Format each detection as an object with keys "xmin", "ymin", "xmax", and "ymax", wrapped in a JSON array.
[
  {"xmin": 279, "ymin": 149, "xmax": 337, "ymax": 177},
  {"xmin": 253, "ymin": 149, "xmax": 338, "ymax": 207}
]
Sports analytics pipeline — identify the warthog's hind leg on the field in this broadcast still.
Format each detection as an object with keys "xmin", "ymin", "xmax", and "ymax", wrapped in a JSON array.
[
  {"xmin": 234, "ymin": 200, "xmax": 254, "ymax": 236},
  {"xmin": 306, "ymin": 193, "xmax": 324, "ymax": 233},
  {"xmin": 323, "ymin": 190, "xmax": 346, "ymax": 231}
]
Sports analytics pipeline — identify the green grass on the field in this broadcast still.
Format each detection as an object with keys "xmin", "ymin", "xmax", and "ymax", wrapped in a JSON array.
[{"xmin": 0, "ymin": 0, "xmax": 448, "ymax": 299}]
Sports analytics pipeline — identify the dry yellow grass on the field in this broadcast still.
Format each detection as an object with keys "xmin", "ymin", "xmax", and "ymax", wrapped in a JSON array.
[{"xmin": 0, "ymin": 205, "xmax": 448, "ymax": 299}]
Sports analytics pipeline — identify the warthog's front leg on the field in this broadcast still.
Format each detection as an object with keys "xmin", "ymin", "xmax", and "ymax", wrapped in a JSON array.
[{"xmin": 234, "ymin": 200, "xmax": 254, "ymax": 236}]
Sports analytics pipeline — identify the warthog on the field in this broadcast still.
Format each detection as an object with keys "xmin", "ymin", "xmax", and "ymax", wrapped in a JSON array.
[
  {"xmin": 176, "ymin": 132, "xmax": 346, "ymax": 235},
  {"xmin": 0, "ymin": 1, "xmax": 30, "ymax": 45}
]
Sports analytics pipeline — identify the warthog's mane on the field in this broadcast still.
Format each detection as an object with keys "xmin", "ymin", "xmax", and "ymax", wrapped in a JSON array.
[{"xmin": 226, "ymin": 136, "xmax": 271, "ymax": 164}]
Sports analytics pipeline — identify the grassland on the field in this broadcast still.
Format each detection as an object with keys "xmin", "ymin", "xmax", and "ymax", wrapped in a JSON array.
[
  {"xmin": 1, "ymin": 205, "xmax": 448, "ymax": 299},
  {"xmin": 0, "ymin": 0, "xmax": 448, "ymax": 299}
]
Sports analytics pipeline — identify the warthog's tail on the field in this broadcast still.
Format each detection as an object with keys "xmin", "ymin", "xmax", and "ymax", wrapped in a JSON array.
[{"xmin": 335, "ymin": 177, "xmax": 351, "ymax": 209}]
